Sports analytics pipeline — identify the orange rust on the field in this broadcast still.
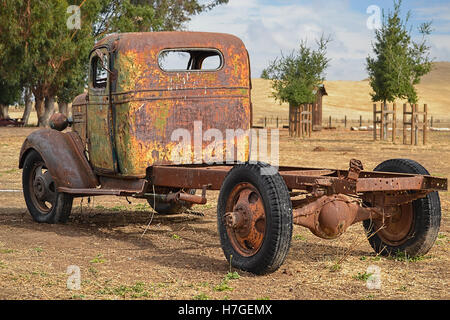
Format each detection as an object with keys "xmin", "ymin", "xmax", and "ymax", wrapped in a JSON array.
[
  {"xmin": 225, "ymin": 182, "xmax": 266, "ymax": 257},
  {"xmin": 293, "ymin": 194, "xmax": 377, "ymax": 239},
  {"xmin": 81, "ymin": 32, "xmax": 252, "ymax": 177}
]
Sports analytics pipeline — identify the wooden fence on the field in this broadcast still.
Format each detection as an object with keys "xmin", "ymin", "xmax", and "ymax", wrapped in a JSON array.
[
  {"xmin": 254, "ymin": 116, "xmax": 289, "ymax": 128},
  {"xmin": 289, "ymin": 104, "xmax": 312, "ymax": 138},
  {"xmin": 373, "ymin": 103, "xmax": 397, "ymax": 142},
  {"xmin": 403, "ymin": 104, "xmax": 428, "ymax": 145}
]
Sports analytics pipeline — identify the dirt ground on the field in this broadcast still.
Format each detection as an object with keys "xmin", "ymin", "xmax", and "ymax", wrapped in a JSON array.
[{"xmin": 0, "ymin": 127, "xmax": 448, "ymax": 300}]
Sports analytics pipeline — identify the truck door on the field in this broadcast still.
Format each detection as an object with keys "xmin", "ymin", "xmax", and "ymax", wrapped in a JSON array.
[{"xmin": 87, "ymin": 48, "xmax": 117, "ymax": 174}]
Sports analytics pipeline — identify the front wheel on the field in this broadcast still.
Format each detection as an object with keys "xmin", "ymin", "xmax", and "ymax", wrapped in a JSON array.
[
  {"xmin": 363, "ymin": 159, "xmax": 441, "ymax": 257},
  {"xmin": 22, "ymin": 150, "xmax": 73, "ymax": 224},
  {"xmin": 217, "ymin": 162, "xmax": 292, "ymax": 275}
]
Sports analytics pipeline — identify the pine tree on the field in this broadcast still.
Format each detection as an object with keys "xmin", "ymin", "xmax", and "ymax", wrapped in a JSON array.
[{"xmin": 366, "ymin": 0, "xmax": 433, "ymax": 105}]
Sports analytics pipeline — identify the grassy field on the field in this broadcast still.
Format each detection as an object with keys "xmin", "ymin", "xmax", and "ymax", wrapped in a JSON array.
[{"xmin": 0, "ymin": 126, "xmax": 448, "ymax": 300}]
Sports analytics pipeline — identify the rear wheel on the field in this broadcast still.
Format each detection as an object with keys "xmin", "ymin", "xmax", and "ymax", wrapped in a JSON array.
[
  {"xmin": 217, "ymin": 162, "xmax": 292, "ymax": 275},
  {"xmin": 22, "ymin": 150, "xmax": 73, "ymax": 224},
  {"xmin": 363, "ymin": 159, "xmax": 441, "ymax": 257}
]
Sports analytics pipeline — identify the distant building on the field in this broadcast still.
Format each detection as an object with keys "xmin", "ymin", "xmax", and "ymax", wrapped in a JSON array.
[
  {"xmin": 288, "ymin": 84, "xmax": 328, "ymax": 136},
  {"xmin": 312, "ymin": 84, "xmax": 327, "ymax": 131}
]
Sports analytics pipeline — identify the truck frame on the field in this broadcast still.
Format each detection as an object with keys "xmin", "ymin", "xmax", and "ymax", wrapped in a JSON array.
[{"xmin": 19, "ymin": 32, "xmax": 447, "ymax": 274}]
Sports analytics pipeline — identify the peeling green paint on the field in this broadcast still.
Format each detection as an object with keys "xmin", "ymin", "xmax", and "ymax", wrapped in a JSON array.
[{"xmin": 154, "ymin": 102, "xmax": 170, "ymax": 137}]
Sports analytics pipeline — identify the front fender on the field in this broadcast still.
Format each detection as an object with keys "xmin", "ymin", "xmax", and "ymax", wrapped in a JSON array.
[{"xmin": 19, "ymin": 129, "xmax": 99, "ymax": 189}]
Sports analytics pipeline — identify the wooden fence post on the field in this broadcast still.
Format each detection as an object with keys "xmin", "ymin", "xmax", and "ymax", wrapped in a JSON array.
[
  {"xmin": 392, "ymin": 103, "xmax": 397, "ymax": 143},
  {"xmin": 299, "ymin": 105, "xmax": 303, "ymax": 138},
  {"xmin": 423, "ymin": 104, "xmax": 428, "ymax": 145},
  {"xmin": 373, "ymin": 104, "xmax": 377, "ymax": 141},
  {"xmin": 403, "ymin": 104, "xmax": 407, "ymax": 145},
  {"xmin": 291, "ymin": 105, "xmax": 294, "ymax": 137},
  {"xmin": 380, "ymin": 103, "xmax": 385, "ymax": 140},
  {"xmin": 413, "ymin": 104, "xmax": 418, "ymax": 146},
  {"xmin": 308, "ymin": 104, "xmax": 312, "ymax": 138}
]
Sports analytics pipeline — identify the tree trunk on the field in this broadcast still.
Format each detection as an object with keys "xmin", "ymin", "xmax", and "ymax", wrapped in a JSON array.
[
  {"xmin": 0, "ymin": 104, "xmax": 9, "ymax": 119},
  {"xmin": 289, "ymin": 102, "xmax": 296, "ymax": 137},
  {"xmin": 35, "ymin": 94, "xmax": 45, "ymax": 126},
  {"xmin": 58, "ymin": 101, "xmax": 68, "ymax": 115},
  {"xmin": 22, "ymin": 88, "xmax": 33, "ymax": 125},
  {"xmin": 38, "ymin": 96, "xmax": 56, "ymax": 127}
]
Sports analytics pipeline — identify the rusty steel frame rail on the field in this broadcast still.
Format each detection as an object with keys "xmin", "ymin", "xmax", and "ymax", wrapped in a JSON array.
[
  {"xmin": 57, "ymin": 164, "xmax": 447, "ymax": 197},
  {"xmin": 149, "ymin": 165, "xmax": 448, "ymax": 193}
]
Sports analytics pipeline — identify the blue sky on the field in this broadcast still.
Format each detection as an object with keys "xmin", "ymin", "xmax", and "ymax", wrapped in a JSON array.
[{"xmin": 188, "ymin": 0, "xmax": 450, "ymax": 80}]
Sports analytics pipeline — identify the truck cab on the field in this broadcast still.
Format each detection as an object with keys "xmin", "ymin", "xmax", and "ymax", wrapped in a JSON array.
[{"xmin": 72, "ymin": 32, "xmax": 252, "ymax": 177}]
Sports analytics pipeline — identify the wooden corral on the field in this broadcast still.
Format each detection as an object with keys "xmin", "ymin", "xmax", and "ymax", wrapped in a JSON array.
[
  {"xmin": 288, "ymin": 84, "xmax": 327, "ymax": 136},
  {"xmin": 372, "ymin": 103, "xmax": 430, "ymax": 146},
  {"xmin": 373, "ymin": 103, "xmax": 397, "ymax": 142},
  {"xmin": 289, "ymin": 104, "xmax": 312, "ymax": 138},
  {"xmin": 403, "ymin": 104, "xmax": 428, "ymax": 145}
]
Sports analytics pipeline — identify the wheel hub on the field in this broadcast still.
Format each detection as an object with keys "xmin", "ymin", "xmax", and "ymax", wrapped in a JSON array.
[
  {"xmin": 29, "ymin": 164, "xmax": 57, "ymax": 212},
  {"xmin": 33, "ymin": 176, "xmax": 47, "ymax": 200},
  {"xmin": 225, "ymin": 183, "xmax": 267, "ymax": 256},
  {"xmin": 376, "ymin": 202, "xmax": 414, "ymax": 245},
  {"xmin": 225, "ymin": 204, "xmax": 252, "ymax": 237}
]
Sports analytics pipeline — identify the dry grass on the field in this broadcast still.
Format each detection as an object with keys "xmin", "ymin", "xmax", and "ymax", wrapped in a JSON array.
[{"xmin": 252, "ymin": 61, "xmax": 450, "ymax": 124}]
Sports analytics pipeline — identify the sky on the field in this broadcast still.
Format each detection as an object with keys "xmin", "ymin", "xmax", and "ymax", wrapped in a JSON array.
[{"xmin": 187, "ymin": 0, "xmax": 450, "ymax": 80}]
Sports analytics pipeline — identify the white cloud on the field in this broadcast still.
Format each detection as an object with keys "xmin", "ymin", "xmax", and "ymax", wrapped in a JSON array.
[{"xmin": 429, "ymin": 34, "xmax": 450, "ymax": 61}]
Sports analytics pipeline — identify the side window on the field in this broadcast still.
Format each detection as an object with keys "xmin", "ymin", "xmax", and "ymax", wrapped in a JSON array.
[
  {"xmin": 158, "ymin": 49, "xmax": 223, "ymax": 72},
  {"xmin": 92, "ymin": 54, "xmax": 108, "ymax": 88}
]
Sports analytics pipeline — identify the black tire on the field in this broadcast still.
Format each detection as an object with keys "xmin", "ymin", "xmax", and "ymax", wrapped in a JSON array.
[
  {"xmin": 147, "ymin": 188, "xmax": 196, "ymax": 215},
  {"xmin": 217, "ymin": 162, "xmax": 292, "ymax": 275},
  {"xmin": 22, "ymin": 150, "xmax": 73, "ymax": 224},
  {"xmin": 363, "ymin": 159, "xmax": 441, "ymax": 257}
]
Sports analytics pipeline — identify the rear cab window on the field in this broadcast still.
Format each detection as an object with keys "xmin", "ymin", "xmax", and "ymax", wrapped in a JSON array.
[{"xmin": 158, "ymin": 49, "xmax": 223, "ymax": 72}]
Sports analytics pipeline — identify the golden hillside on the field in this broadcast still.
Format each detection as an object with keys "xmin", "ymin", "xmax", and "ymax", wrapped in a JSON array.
[{"xmin": 252, "ymin": 62, "xmax": 450, "ymax": 124}]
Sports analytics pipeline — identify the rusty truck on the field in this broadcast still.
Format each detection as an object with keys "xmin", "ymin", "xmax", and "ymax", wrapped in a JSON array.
[{"xmin": 19, "ymin": 32, "xmax": 448, "ymax": 274}]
